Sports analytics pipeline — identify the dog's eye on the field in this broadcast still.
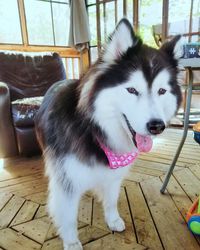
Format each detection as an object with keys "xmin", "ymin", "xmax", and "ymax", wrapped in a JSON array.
[
  {"xmin": 158, "ymin": 88, "xmax": 167, "ymax": 95},
  {"xmin": 126, "ymin": 88, "xmax": 139, "ymax": 96}
]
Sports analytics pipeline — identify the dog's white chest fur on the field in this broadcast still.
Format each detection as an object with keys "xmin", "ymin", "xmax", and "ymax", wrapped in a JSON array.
[
  {"xmin": 46, "ymin": 154, "xmax": 131, "ymax": 194},
  {"xmin": 46, "ymin": 154, "xmax": 130, "ymax": 250}
]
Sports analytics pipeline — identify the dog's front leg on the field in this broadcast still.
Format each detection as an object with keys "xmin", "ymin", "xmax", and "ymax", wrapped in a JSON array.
[
  {"xmin": 62, "ymin": 192, "xmax": 83, "ymax": 250},
  {"xmin": 48, "ymin": 182, "xmax": 83, "ymax": 250},
  {"xmin": 102, "ymin": 179, "xmax": 125, "ymax": 232}
]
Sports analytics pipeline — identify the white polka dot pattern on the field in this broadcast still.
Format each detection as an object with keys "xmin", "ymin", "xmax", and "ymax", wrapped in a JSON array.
[{"xmin": 100, "ymin": 143, "xmax": 139, "ymax": 169}]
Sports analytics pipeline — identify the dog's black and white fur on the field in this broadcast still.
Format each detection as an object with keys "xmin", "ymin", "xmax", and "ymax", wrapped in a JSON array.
[{"xmin": 35, "ymin": 19, "xmax": 182, "ymax": 250}]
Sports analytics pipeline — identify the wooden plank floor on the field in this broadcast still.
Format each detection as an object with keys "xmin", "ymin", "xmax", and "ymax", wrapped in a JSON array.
[{"xmin": 0, "ymin": 128, "xmax": 200, "ymax": 250}]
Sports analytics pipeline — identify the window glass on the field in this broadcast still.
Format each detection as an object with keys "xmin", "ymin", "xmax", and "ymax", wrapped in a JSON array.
[
  {"xmin": 66, "ymin": 58, "xmax": 73, "ymax": 79},
  {"xmin": 73, "ymin": 58, "xmax": 80, "ymax": 79},
  {"xmin": 88, "ymin": 5, "xmax": 97, "ymax": 46},
  {"xmin": 52, "ymin": 0, "xmax": 69, "ymax": 3},
  {"xmin": 0, "ymin": 0, "xmax": 22, "ymax": 44},
  {"xmin": 139, "ymin": 0, "xmax": 163, "ymax": 47},
  {"xmin": 100, "ymin": 3, "xmax": 105, "ymax": 44},
  {"xmin": 105, "ymin": 1, "xmax": 115, "ymax": 38},
  {"xmin": 87, "ymin": 0, "xmax": 96, "ymax": 5},
  {"xmin": 52, "ymin": 3, "xmax": 70, "ymax": 46},
  {"xmin": 117, "ymin": 0, "xmax": 124, "ymax": 22},
  {"xmin": 168, "ymin": 0, "xmax": 191, "ymax": 36},
  {"xmin": 192, "ymin": 0, "xmax": 200, "ymax": 42},
  {"xmin": 90, "ymin": 47, "xmax": 98, "ymax": 63},
  {"xmin": 127, "ymin": 0, "xmax": 134, "ymax": 24},
  {"xmin": 24, "ymin": 0, "xmax": 54, "ymax": 45},
  {"xmin": 191, "ymin": 35, "xmax": 200, "ymax": 42},
  {"xmin": 100, "ymin": 1, "xmax": 115, "ymax": 44},
  {"xmin": 61, "ymin": 58, "xmax": 67, "ymax": 72}
]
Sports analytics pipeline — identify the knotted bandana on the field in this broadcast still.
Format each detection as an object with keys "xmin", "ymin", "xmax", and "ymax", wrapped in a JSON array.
[{"xmin": 99, "ymin": 134, "xmax": 153, "ymax": 169}]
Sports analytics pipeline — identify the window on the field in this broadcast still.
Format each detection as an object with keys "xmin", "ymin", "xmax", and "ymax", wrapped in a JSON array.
[
  {"xmin": 52, "ymin": 2, "xmax": 70, "ymax": 46},
  {"xmin": 24, "ymin": 0, "xmax": 54, "ymax": 45},
  {"xmin": 24, "ymin": 0, "xmax": 70, "ymax": 46},
  {"xmin": 139, "ymin": 0, "xmax": 163, "ymax": 47},
  {"xmin": 88, "ymin": 5, "xmax": 97, "ymax": 47},
  {"xmin": 0, "ymin": 0, "xmax": 22, "ymax": 44},
  {"xmin": 99, "ymin": 1, "xmax": 116, "ymax": 44},
  {"xmin": 0, "ymin": 0, "xmax": 70, "ymax": 46},
  {"xmin": 192, "ymin": 0, "xmax": 200, "ymax": 39},
  {"xmin": 87, "ymin": 0, "xmax": 200, "ymax": 63},
  {"xmin": 157, "ymin": 0, "xmax": 200, "ymax": 43},
  {"xmin": 87, "ymin": 0, "xmax": 129, "ymax": 63},
  {"xmin": 168, "ymin": 0, "xmax": 192, "ymax": 42}
]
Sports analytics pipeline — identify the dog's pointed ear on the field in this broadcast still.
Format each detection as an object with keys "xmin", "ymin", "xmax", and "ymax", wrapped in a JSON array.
[
  {"xmin": 160, "ymin": 35, "xmax": 184, "ymax": 60},
  {"xmin": 102, "ymin": 18, "xmax": 138, "ymax": 62}
]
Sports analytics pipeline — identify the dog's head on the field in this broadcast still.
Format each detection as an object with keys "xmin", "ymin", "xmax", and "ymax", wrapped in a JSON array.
[{"xmin": 78, "ymin": 19, "xmax": 182, "ymax": 152}]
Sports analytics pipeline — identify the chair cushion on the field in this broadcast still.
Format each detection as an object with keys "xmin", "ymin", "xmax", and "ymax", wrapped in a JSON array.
[{"xmin": 12, "ymin": 97, "xmax": 43, "ymax": 127}]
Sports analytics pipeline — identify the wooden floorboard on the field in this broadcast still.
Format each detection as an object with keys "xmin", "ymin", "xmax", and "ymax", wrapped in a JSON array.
[
  {"xmin": 0, "ymin": 128, "xmax": 199, "ymax": 249},
  {"xmin": 140, "ymin": 177, "xmax": 199, "ymax": 250}
]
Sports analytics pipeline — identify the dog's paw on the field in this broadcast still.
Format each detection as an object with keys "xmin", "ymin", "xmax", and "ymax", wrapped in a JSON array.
[
  {"xmin": 107, "ymin": 217, "xmax": 125, "ymax": 232},
  {"xmin": 64, "ymin": 241, "xmax": 83, "ymax": 250}
]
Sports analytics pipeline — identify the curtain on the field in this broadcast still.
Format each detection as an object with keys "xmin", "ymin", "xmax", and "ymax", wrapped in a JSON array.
[{"xmin": 68, "ymin": 0, "xmax": 91, "ymax": 51}]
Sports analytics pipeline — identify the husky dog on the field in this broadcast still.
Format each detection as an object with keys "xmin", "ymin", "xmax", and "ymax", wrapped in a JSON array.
[{"xmin": 35, "ymin": 19, "xmax": 182, "ymax": 250}]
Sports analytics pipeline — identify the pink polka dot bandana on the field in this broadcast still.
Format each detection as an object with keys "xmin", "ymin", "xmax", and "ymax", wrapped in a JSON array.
[
  {"xmin": 99, "ymin": 134, "xmax": 152, "ymax": 169},
  {"xmin": 100, "ymin": 143, "xmax": 139, "ymax": 169}
]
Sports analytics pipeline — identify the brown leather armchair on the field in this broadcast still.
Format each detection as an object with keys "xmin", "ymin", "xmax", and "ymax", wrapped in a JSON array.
[{"xmin": 0, "ymin": 51, "xmax": 66, "ymax": 158}]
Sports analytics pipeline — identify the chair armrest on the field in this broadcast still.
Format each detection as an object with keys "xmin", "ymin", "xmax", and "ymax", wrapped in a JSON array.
[
  {"xmin": 0, "ymin": 81, "xmax": 8, "ymax": 93},
  {"xmin": 0, "ymin": 82, "xmax": 18, "ymax": 157},
  {"xmin": 0, "ymin": 81, "xmax": 11, "ymax": 118}
]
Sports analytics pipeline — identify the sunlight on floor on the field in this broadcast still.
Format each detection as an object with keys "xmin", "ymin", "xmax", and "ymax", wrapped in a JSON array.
[
  {"xmin": 0, "ymin": 158, "xmax": 4, "ymax": 170},
  {"xmin": 153, "ymin": 137, "xmax": 166, "ymax": 146}
]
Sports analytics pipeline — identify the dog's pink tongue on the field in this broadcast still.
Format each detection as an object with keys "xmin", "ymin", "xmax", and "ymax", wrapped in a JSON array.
[{"xmin": 135, "ymin": 134, "xmax": 153, "ymax": 153}]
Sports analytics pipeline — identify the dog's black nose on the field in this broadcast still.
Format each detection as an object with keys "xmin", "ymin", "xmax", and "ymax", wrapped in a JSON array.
[{"xmin": 147, "ymin": 119, "xmax": 165, "ymax": 135}]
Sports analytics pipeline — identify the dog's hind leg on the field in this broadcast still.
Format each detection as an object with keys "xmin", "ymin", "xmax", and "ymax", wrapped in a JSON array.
[
  {"xmin": 102, "ymin": 178, "xmax": 125, "ymax": 232},
  {"xmin": 48, "ymin": 179, "xmax": 83, "ymax": 250}
]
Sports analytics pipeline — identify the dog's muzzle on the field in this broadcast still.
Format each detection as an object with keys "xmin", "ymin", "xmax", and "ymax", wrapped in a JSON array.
[
  {"xmin": 123, "ymin": 114, "xmax": 153, "ymax": 152},
  {"xmin": 146, "ymin": 119, "xmax": 165, "ymax": 135}
]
